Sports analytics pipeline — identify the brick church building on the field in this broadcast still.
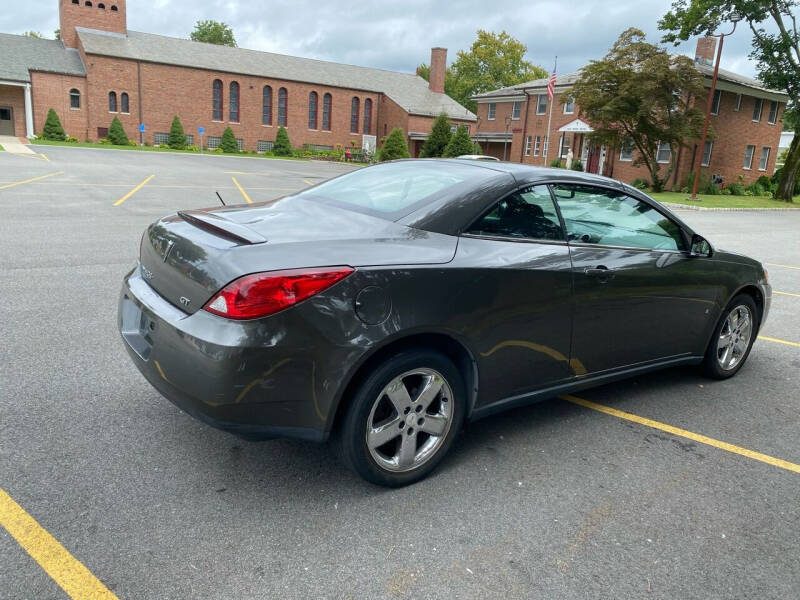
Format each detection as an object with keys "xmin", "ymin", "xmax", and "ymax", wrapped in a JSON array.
[
  {"xmin": 0, "ymin": 0, "xmax": 474, "ymax": 154},
  {"xmin": 473, "ymin": 38, "xmax": 788, "ymax": 188}
]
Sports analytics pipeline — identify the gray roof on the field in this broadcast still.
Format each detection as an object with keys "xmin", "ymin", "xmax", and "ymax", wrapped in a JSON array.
[
  {"xmin": 474, "ymin": 61, "xmax": 787, "ymax": 101},
  {"xmin": 76, "ymin": 28, "xmax": 475, "ymax": 121},
  {"xmin": 0, "ymin": 33, "xmax": 86, "ymax": 83}
]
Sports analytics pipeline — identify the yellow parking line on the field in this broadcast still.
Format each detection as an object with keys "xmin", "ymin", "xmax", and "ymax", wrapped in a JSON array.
[
  {"xmin": 774, "ymin": 290, "xmax": 800, "ymax": 298},
  {"xmin": 0, "ymin": 488, "xmax": 118, "ymax": 599},
  {"xmin": 562, "ymin": 395, "xmax": 800, "ymax": 474},
  {"xmin": 232, "ymin": 176, "xmax": 253, "ymax": 204},
  {"xmin": 765, "ymin": 262, "xmax": 800, "ymax": 271},
  {"xmin": 758, "ymin": 335, "xmax": 800, "ymax": 347},
  {"xmin": 40, "ymin": 153, "xmax": 50, "ymax": 162},
  {"xmin": 113, "ymin": 174, "xmax": 154, "ymax": 206},
  {"xmin": 0, "ymin": 170, "xmax": 64, "ymax": 190},
  {"xmin": 303, "ymin": 179, "xmax": 314, "ymax": 186}
]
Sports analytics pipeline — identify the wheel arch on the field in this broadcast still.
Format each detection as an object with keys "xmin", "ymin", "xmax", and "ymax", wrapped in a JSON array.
[
  {"xmin": 327, "ymin": 331, "xmax": 479, "ymax": 437},
  {"xmin": 727, "ymin": 284, "xmax": 765, "ymax": 327}
]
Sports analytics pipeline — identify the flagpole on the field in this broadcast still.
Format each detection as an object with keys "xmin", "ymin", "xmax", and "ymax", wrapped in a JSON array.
[{"xmin": 544, "ymin": 56, "xmax": 557, "ymax": 160}]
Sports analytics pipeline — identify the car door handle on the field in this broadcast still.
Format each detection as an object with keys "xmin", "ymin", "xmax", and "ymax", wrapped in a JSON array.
[{"xmin": 584, "ymin": 266, "xmax": 615, "ymax": 281}]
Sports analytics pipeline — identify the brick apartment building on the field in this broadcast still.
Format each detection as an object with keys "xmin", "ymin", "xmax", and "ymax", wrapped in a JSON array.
[
  {"xmin": 472, "ymin": 38, "xmax": 788, "ymax": 188},
  {"xmin": 0, "ymin": 0, "xmax": 474, "ymax": 154}
]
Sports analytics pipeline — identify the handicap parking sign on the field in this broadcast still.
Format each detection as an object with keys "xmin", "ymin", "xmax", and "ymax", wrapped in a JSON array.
[
  {"xmin": 198, "ymin": 127, "xmax": 205, "ymax": 135},
  {"xmin": 139, "ymin": 124, "xmax": 146, "ymax": 132}
]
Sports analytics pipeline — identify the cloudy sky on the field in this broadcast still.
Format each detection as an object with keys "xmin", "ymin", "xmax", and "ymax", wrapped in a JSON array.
[{"xmin": 1, "ymin": 1, "xmax": 767, "ymax": 79}]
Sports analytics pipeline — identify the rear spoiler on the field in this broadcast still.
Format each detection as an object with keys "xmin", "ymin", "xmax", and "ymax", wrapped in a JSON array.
[{"xmin": 177, "ymin": 210, "xmax": 267, "ymax": 245}]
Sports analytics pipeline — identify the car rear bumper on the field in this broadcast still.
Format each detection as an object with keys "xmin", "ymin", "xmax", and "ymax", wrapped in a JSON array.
[{"xmin": 118, "ymin": 265, "xmax": 329, "ymax": 442}]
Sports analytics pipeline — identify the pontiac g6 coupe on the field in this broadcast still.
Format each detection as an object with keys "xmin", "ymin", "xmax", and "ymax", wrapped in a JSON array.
[{"xmin": 119, "ymin": 160, "xmax": 770, "ymax": 486}]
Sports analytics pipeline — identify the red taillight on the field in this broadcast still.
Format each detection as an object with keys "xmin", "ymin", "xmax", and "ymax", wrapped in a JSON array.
[{"xmin": 203, "ymin": 266, "xmax": 354, "ymax": 320}]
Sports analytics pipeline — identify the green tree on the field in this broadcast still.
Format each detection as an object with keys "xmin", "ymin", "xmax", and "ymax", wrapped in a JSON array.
[
  {"xmin": 443, "ymin": 125, "xmax": 475, "ymax": 157},
  {"xmin": 378, "ymin": 128, "xmax": 411, "ymax": 161},
  {"xmin": 107, "ymin": 117, "xmax": 129, "ymax": 145},
  {"xmin": 783, "ymin": 104, "xmax": 798, "ymax": 131},
  {"xmin": 660, "ymin": 1, "xmax": 800, "ymax": 201},
  {"xmin": 565, "ymin": 28, "xmax": 706, "ymax": 192},
  {"xmin": 420, "ymin": 113, "xmax": 452, "ymax": 158},
  {"xmin": 23, "ymin": 31, "xmax": 43, "ymax": 38},
  {"xmin": 190, "ymin": 20, "xmax": 237, "ymax": 47},
  {"xmin": 417, "ymin": 30, "xmax": 547, "ymax": 112},
  {"xmin": 42, "ymin": 109, "xmax": 66, "ymax": 141},
  {"xmin": 168, "ymin": 116, "xmax": 187, "ymax": 149},
  {"xmin": 273, "ymin": 126, "xmax": 292, "ymax": 156},
  {"xmin": 54, "ymin": 29, "xmax": 60, "ymax": 40},
  {"xmin": 220, "ymin": 127, "xmax": 239, "ymax": 153}
]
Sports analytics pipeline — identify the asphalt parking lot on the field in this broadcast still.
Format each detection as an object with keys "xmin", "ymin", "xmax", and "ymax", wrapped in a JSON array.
[{"xmin": 1, "ymin": 145, "xmax": 799, "ymax": 599}]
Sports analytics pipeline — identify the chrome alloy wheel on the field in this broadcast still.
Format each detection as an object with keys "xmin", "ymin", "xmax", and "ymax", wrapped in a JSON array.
[
  {"xmin": 717, "ymin": 304, "xmax": 753, "ymax": 371},
  {"xmin": 366, "ymin": 368, "xmax": 454, "ymax": 472}
]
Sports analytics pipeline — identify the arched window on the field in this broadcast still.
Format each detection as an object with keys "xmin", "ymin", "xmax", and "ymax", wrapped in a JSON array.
[
  {"xmin": 69, "ymin": 88, "xmax": 81, "ymax": 110},
  {"xmin": 278, "ymin": 87, "xmax": 287, "ymax": 126},
  {"xmin": 98, "ymin": 3, "xmax": 105, "ymax": 8},
  {"xmin": 120, "ymin": 92, "xmax": 129, "ymax": 113},
  {"xmin": 72, "ymin": 0, "xmax": 79, "ymax": 4},
  {"xmin": 363, "ymin": 98, "xmax": 372, "ymax": 134},
  {"xmin": 85, "ymin": 1, "xmax": 92, "ymax": 6},
  {"xmin": 350, "ymin": 97, "xmax": 360, "ymax": 133},
  {"xmin": 108, "ymin": 91, "xmax": 117, "ymax": 112},
  {"xmin": 212, "ymin": 79, "xmax": 223, "ymax": 121},
  {"xmin": 262, "ymin": 86, "xmax": 272, "ymax": 125},
  {"xmin": 229, "ymin": 81, "xmax": 239, "ymax": 122},
  {"xmin": 111, "ymin": 4, "xmax": 118, "ymax": 10},
  {"xmin": 322, "ymin": 93, "xmax": 332, "ymax": 131},
  {"xmin": 308, "ymin": 91, "xmax": 318, "ymax": 129}
]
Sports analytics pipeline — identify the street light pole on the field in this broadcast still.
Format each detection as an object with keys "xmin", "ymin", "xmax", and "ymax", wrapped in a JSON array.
[{"xmin": 690, "ymin": 19, "xmax": 739, "ymax": 202}]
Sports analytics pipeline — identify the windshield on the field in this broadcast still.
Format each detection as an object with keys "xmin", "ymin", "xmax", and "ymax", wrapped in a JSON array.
[{"xmin": 296, "ymin": 161, "xmax": 495, "ymax": 220}]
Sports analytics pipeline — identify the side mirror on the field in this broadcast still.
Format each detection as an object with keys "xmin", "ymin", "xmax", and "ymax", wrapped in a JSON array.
[{"xmin": 690, "ymin": 233, "xmax": 713, "ymax": 257}]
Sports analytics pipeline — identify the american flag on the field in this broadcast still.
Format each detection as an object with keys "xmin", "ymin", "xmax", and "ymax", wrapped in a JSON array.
[{"xmin": 546, "ymin": 69, "xmax": 557, "ymax": 100}]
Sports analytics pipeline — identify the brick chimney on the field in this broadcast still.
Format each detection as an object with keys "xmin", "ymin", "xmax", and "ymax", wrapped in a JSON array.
[
  {"xmin": 429, "ymin": 47, "xmax": 447, "ymax": 94},
  {"xmin": 59, "ymin": 0, "xmax": 127, "ymax": 48},
  {"xmin": 695, "ymin": 37, "xmax": 716, "ymax": 66}
]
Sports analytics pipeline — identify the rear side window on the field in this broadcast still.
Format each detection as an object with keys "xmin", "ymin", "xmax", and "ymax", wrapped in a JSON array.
[
  {"xmin": 551, "ymin": 184, "xmax": 685, "ymax": 251},
  {"xmin": 465, "ymin": 185, "xmax": 564, "ymax": 241}
]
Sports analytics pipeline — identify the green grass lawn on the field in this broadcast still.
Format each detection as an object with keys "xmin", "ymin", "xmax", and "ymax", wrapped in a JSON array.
[
  {"xmin": 29, "ymin": 139, "xmax": 312, "ymax": 161},
  {"xmin": 649, "ymin": 191, "xmax": 800, "ymax": 209}
]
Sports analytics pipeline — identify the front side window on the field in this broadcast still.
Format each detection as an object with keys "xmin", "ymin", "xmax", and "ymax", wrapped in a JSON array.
[
  {"xmin": 752, "ymin": 98, "xmax": 763, "ymax": 122},
  {"xmin": 551, "ymin": 184, "xmax": 685, "ymax": 251},
  {"xmin": 308, "ymin": 91, "xmax": 318, "ymax": 129},
  {"xmin": 743, "ymin": 144, "xmax": 755, "ymax": 169},
  {"xmin": 322, "ymin": 93, "xmax": 332, "ymax": 130},
  {"xmin": 512, "ymin": 101, "xmax": 521, "ymax": 120},
  {"xmin": 229, "ymin": 81, "xmax": 239, "ymax": 122},
  {"xmin": 656, "ymin": 142, "xmax": 671, "ymax": 164},
  {"xmin": 466, "ymin": 185, "xmax": 564, "ymax": 241},
  {"xmin": 363, "ymin": 98, "xmax": 372, "ymax": 134},
  {"xmin": 768, "ymin": 100, "xmax": 778, "ymax": 124},
  {"xmin": 536, "ymin": 94, "xmax": 547, "ymax": 115},
  {"xmin": 108, "ymin": 91, "xmax": 117, "ymax": 112},
  {"xmin": 542, "ymin": 135, "xmax": 549, "ymax": 156},
  {"xmin": 702, "ymin": 140, "xmax": 713, "ymax": 166},
  {"xmin": 278, "ymin": 87, "xmax": 288, "ymax": 126},
  {"xmin": 533, "ymin": 135, "xmax": 541, "ymax": 156},
  {"xmin": 759, "ymin": 146, "xmax": 771, "ymax": 170},
  {"xmin": 488, "ymin": 102, "xmax": 496, "ymax": 120},
  {"xmin": 69, "ymin": 88, "xmax": 80, "ymax": 109},
  {"xmin": 350, "ymin": 97, "xmax": 360, "ymax": 133},
  {"xmin": 212, "ymin": 79, "xmax": 223, "ymax": 121},
  {"xmin": 120, "ymin": 92, "xmax": 129, "ymax": 113},
  {"xmin": 563, "ymin": 100, "xmax": 575, "ymax": 114},
  {"xmin": 262, "ymin": 86, "xmax": 272, "ymax": 125},
  {"xmin": 710, "ymin": 89, "xmax": 722, "ymax": 115},
  {"xmin": 525, "ymin": 135, "xmax": 532, "ymax": 156}
]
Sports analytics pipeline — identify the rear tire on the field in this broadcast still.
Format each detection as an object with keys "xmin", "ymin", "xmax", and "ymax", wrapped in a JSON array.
[
  {"xmin": 336, "ymin": 348, "xmax": 465, "ymax": 487},
  {"xmin": 702, "ymin": 294, "xmax": 759, "ymax": 379}
]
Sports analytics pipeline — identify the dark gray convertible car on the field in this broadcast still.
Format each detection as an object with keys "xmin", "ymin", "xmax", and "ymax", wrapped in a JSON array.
[{"xmin": 119, "ymin": 160, "xmax": 770, "ymax": 486}]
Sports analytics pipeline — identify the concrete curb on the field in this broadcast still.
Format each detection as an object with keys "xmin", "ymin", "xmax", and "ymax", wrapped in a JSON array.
[{"xmin": 662, "ymin": 201, "xmax": 800, "ymax": 212}]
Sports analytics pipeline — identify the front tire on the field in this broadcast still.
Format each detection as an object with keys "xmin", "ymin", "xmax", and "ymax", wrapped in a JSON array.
[
  {"xmin": 337, "ymin": 348, "xmax": 466, "ymax": 487},
  {"xmin": 702, "ymin": 294, "xmax": 759, "ymax": 379}
]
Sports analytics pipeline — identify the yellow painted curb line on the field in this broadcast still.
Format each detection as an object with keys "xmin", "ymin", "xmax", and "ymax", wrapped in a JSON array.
[{"xmin": 0, "ymin": 488, "xmax": 118, "ymax": 599}]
